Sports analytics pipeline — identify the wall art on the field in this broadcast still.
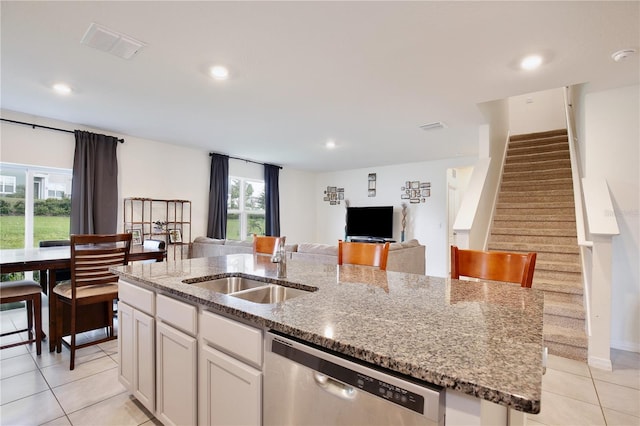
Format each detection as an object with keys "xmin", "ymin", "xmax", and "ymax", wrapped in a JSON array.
[
  {"xmin": 323, "ymin": 186, "xmax": 344, "ymax": 205},
  {"xmin": 400, "ymin": 180, "xmax": 431, "ymax": 203},
  {"xmin": 368, "ymin": 173, "xmax": 376, "ymax": 197}
]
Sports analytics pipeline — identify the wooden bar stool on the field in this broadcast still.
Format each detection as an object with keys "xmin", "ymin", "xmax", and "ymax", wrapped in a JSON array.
[
  {"xmin": 0, "ymin": 279, "xmax": 42, "ymax": 355},
  {"xmin": 338, "ymin": 240, "xmax": 390, "ymax": 270}
]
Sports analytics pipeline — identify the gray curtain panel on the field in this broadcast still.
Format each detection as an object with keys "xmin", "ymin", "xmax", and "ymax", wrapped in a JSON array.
[
  {"xmin": 207, "ymin": 154, "xmax": 229, "ymax": 239},
  {"xmin": 70, "ymin": 130, "xmax": 119, "ymax": 234},
  {"xmin": 264, "ymin": 164, "xmax": 281, "ymax": 237}
]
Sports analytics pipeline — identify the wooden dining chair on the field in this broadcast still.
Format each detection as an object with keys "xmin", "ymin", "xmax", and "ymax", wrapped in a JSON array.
[
  {"xmin": 253, "ymin": 234, "xmax": 286, "ymax": 255},
  {"xmin": 450, "ymin": 245, "xmax": 537, "ymax": 288},
  {"xmin": 53, "ymin": 233, "xmax": 132, "ymax": 369},
  {"xmin": 39, "ymin": 240, "xmax": 71, "ymax": 293},
  {"xmin": 0, "ymin": 279, "xmax": 42, "ymax": 355},
  {"xmin": 338, "ymin": 240, "xmax": 390, "ymax": 270}
]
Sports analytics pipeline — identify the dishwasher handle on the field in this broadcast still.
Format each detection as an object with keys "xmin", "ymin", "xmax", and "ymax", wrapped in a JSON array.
[{"xmin": 313, "ymin": 372, "xmax": 357, "ymax": 400}]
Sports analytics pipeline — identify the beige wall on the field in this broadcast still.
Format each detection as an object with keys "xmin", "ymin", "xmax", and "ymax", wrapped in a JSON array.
[{"xmin": 508, "ymin": 88, "xmax": 567, "ymax": 134}]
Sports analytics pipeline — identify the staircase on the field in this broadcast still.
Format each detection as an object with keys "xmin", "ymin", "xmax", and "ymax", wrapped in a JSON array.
[{"xmin": 488, "ymin": 129, "xmax": 587, "ymax": 361}]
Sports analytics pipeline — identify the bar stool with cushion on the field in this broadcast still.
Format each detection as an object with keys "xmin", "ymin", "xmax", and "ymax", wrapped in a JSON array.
[
  {"xmin": 450, "ymin": 245, "xmax": 537, "ymax": 288},
  {"xmin": 338, "ymin": 240, "xmax": 390, "ymax": 270},
  {"xmin": 53, "ymin": 233, "xmax": 132, "ymax": 369},
  {"xmin": 253, "ymin": 234, "xmax": 286, "ymax": 256},
  {"xmin": 0, "ymin": 280, "xmax": 42, "ymax": 355}
]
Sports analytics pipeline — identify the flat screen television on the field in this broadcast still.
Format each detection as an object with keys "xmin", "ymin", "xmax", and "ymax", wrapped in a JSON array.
[{"xmin": 346, "ymin": 206, "xmax": 393, "ymax": 241}]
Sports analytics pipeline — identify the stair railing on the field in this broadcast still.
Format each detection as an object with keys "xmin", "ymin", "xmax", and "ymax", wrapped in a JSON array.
[{"xmin": 563, "ymin": 86, "xmax": 591, "ymax": 249}]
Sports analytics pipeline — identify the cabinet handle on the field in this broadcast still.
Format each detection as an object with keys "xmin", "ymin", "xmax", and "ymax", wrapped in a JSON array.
[{"xmin": 312, "ymin": 372, "xmax": 356, "ymax": 400}]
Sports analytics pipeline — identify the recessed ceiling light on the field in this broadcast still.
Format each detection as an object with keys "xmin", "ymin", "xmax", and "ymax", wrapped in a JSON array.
[
  {"xmin": 210, "ymin": 65, "xmax": 229, "ymax": 80},
  {"xmin": 52, "ymin": 83, "xmax": 72, "ymax": 95},
  {"xmin": 520, "ymin": 55, "xmax": 543, "ymax": 71},
  {"xmin": 325, "ymin": 140, "xmax": 336, "ymax": 149}
]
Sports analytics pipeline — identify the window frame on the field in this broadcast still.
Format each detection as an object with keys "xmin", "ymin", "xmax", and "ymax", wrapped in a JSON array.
[
  {"xmin": 0, "ymin": 162, "xmax": 72, "ymax": 249},
  {"xmin": 227, "ymin": 176, "xmax": 265, "ymax": 241}
]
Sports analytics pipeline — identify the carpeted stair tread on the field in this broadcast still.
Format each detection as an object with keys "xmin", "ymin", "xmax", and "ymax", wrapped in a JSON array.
[
  {"xmin": 509, "ymin": 129, "xmax": 568, "ymax": 142},
  {"xmin": 544, "ymin": 300, "xmax": 585, "ymax": 319},
  {"xmin": 490, "ymin": 234, "xmax": 577, "ymax": 245},
  {"xmin": 495, "ymin": 207, "xmax": 576, "ymax": 217},
  {"xmin": 494, "ymin": 214, "xmax": 576, "ymax": 222},
  {"xmin": 533, "ymin": 279, "xmax": 583, "ymax": 295},
  {"xmin": 487, "ymin": 242, "xmax": 580, "ymax": 254},
  {"xmin": 502, "ymin": 169, "xmax": 572, "ymax": 182},
  {"xmin": 498, "ymin": 189, "xmax": 574, "ymax": 201},
  {"xmin": 504, "ymin": 159, "xmax": 571, "ymax": 173},
  {"xmin": 496, "ymin": 201, "xmax": 575, "ymax": 209},
  {"xmin": 543, "ymin": 324, "xmax": 588, "ymax": 347},
  {"xmin": 505, "ymin": 151, "xmax": 570, "ymax": 164},
  {"xmin": 501, "ymin": 180, "xmax": 573, "ymax": 192},
  {"xmin": 491, "ymin": 226, "xmax": 577, "ymax": 236},
  {"xmin": 545, "ymin": 342, "xmax": 587, "ymax": 362},
  {"xmin": 508, "ymin": 141, "xmax": 569, "ymax": 155}
]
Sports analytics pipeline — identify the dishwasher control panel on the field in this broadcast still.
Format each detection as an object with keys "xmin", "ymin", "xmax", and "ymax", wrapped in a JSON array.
[{"xmin": 355, "ymin": 372, "xmax": 424, "ymax": 413}]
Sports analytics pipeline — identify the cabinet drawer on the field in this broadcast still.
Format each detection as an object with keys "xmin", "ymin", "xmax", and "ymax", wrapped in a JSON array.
[
  {"xmin": 157, "ymin": 294, "xmax": 197, "ymax": 336},
  {"xmin": 119, "ymin": 280, "xmax": 154, "ymax": 315},
  {"xmin": 200, "ymin": 311, "xmax": 263, "ymax": 368}
]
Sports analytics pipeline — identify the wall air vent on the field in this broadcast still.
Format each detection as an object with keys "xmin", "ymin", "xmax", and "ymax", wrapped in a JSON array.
[
  {"xmin": 419, "ymin": 121, "xmax": 447, "ymax": 131},
  {"xmin": 81, "ymin": 23, "xmax": 146, "ymax": 60}
]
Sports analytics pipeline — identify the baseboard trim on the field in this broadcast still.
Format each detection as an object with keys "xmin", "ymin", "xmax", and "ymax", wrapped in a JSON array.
[
  {"xmin": 611, "ymin": 339, "xmax": 640, "ymax": 353},
  {"xmin": 588, "ymin": 356, "xmax": 612, "ymax": 371}
]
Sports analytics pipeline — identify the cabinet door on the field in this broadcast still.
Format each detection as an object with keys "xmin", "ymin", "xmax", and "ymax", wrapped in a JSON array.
[
  {"xmin": 199, "ymin": 344, "xmax": 262, "ymax": 426},
  {"xmin": 133, "ymin": 309, "xmax": 155, "ymax": 413},
  {"xmin": 117, "ymin": 302, "xmax": 134, "ymax": 391},
  {"xmin": 156, "ymin": 322, "xmax": 197, "ymax": 426}
]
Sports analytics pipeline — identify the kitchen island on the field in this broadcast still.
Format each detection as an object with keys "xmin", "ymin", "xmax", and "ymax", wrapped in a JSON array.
[{"xmin": 113, "ymin": 254, "xmax": 544, "ymax": 425}]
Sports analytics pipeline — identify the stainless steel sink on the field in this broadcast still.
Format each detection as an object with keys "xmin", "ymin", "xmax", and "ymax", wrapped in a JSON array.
[
  {"xmin": 183, "ymin": 276, "xmax": 268, "ymax": 294},
  {"xmin": 230, "ymin": 285, "xmax": 310, "ymax": 304}
]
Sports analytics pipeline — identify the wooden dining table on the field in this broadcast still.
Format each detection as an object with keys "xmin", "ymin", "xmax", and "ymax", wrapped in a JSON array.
[{"xmin": 0, "ymin": 244, "xmax": 165, "ymax": 352}]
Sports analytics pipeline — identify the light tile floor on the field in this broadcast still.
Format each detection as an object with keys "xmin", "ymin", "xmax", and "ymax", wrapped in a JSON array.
[{"xmin": 1, "ymin": 299, "xmax": 639, "ymax": 425}]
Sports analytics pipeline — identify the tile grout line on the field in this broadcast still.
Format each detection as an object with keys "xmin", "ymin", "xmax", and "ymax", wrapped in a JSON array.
[{"xmin": 588, "ymin": 364, "xmax": 609, "ymax": 426}]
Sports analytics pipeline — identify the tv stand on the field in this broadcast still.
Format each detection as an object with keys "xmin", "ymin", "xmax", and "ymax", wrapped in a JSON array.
[{"xmin": 349, "ymin": 237, "xmax": 395, "ymax": 243}]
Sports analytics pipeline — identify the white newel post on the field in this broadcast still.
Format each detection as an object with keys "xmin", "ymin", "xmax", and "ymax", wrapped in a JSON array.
[{"xmin": 588, "ymin": 235, "xmax": 614, "ymax": 371}]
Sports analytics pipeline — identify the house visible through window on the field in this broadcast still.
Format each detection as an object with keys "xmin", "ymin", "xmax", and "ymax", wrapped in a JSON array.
[
  {"xmin": 0, "ymin": 175, "xmax": 16, "ymax": 194},
  {"xmin": 0, "ymin": 163, "xmax": 72, "ymax": 250},
  {"xmin": 226, "ymin": 177, "xmax": 265, "ymax": 241}
]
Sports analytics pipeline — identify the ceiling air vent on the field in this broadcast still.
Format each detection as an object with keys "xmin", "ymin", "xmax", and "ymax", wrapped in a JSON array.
[
  {"xmin": 419, "ymin": 121, "xmax": 447, "ymax": 131},
  {"xmin": 81, "ymin": 23, "xmax": 146, "ymax": 59}
]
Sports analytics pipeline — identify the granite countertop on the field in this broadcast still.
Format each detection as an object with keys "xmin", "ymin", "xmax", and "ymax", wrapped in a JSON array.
[{"xmin": 112, "ymin": 254, "xmax": 544, "ymax": 414}]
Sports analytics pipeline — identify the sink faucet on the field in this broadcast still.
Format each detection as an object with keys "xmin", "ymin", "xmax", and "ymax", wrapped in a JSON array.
[{"xmin": 271, "ymin": 244, "xmax": 287, "ymax": 278}]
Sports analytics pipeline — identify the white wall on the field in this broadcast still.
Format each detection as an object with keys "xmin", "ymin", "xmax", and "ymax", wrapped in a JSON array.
[
  {"xmin": 468, "ymin": 99, "xmax": 510, "ymax": 249},
  {"xmin": 583, "ymin": 85, "xmax": 640, "ymax": 352},
  {"xmin": 0, "ymin": 109, "xmax": 316, "ymax": 243},
  {"xmin": 509, "ymin": 88, "xmax": 567, "ymax": 134},
  {"xmin": 314, "ymin": 156, "xmax": 476, "ymax": 277}
]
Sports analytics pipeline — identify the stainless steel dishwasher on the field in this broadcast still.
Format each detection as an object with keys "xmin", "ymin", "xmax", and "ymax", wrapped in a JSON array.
[{"xmin": 264, "ymin": 332, "xmax": 444, "ymax": 426}]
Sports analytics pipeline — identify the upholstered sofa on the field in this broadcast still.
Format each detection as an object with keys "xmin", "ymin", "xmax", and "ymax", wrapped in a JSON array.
[{"xmin": 190, "ymin": 237, "xmax": 425, "ymax": 275}]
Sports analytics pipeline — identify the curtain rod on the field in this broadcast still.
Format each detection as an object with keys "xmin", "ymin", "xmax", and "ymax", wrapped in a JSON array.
[
  {"xmin": 1, "ymin": 118, "xmax": 125, "ymax": 143},
  {"xmin": 209, "ymin": 152, "xmax": 282, "ymax": 170}
]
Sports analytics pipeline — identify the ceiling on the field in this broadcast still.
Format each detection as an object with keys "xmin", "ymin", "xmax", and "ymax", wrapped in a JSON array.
[{"xmin": 1, "ymin": 1, "xmax": 638, "ymax": 172}]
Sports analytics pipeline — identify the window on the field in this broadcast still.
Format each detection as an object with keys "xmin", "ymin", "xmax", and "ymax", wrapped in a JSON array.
[
  {"xmin": 226, "ymin": 177, "xmax": 265, "ymax": 241},
  {"xmin": 0, "ymin": 175, "xmax": 16, "ymax": 194},
  {"xmin": 0, "ymin": 163, "xmax": 72, "ymax": 249}
]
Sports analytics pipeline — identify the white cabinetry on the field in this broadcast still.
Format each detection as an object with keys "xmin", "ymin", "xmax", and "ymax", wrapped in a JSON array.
[
  {"xmin": 199, "ymin": 310, "xmax": 263, "ymax": 426},
  {"xmin": 118, "ymin": 281, "xmax": 156, "ymax": 413},
  {"xmin": 155, "ymin": 294, "xmax": 198, "ymax": 426}
]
